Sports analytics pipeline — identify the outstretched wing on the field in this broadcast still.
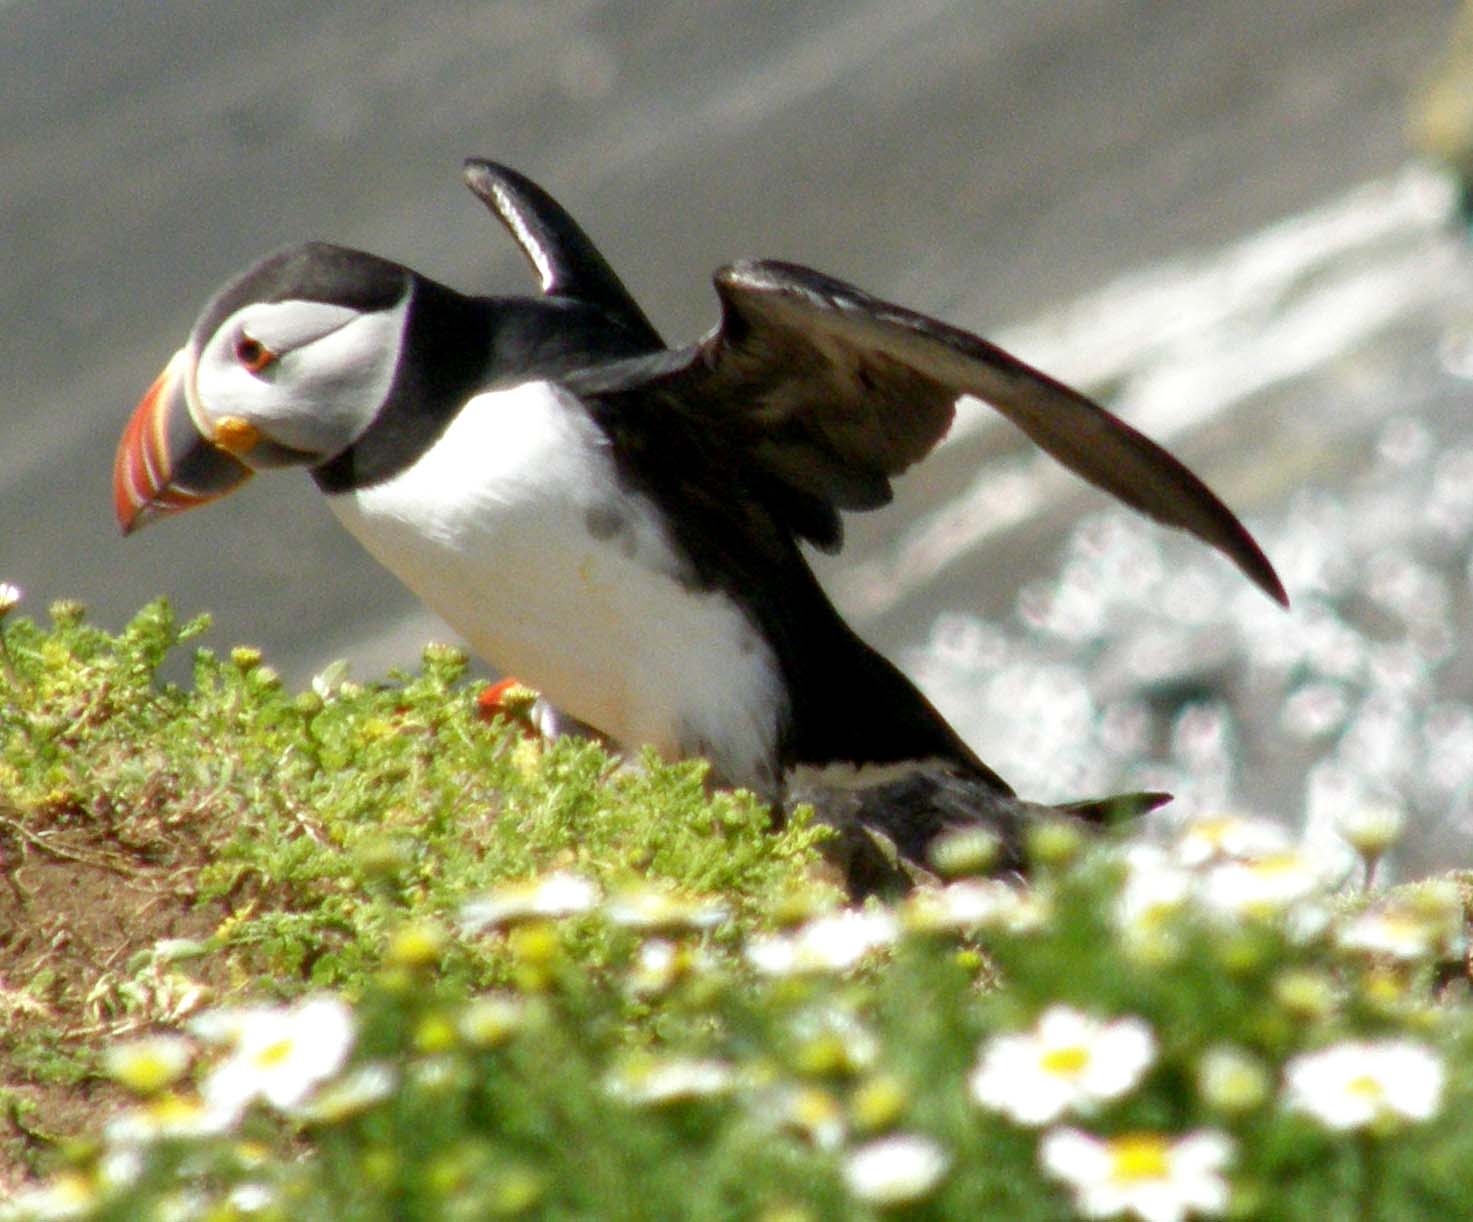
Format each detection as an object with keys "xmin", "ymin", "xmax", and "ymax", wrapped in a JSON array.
[
  {"xmin": 462, "ymin": 158, "xmax": 664, "ymax": 349},
  {"xmin": 628, "ymin": 258, "xmax": 1285, "ymax": 604}
]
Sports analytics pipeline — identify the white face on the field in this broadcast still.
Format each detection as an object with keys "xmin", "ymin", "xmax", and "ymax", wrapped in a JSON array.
[{"xmin": 190, "ymin": 294, "xmax": 411, "ymax": 466}]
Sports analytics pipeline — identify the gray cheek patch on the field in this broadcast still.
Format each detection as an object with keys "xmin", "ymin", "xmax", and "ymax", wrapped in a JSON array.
[{"xmin": 584, "ymin": 503, "xmax": 628, "ymax": 541}]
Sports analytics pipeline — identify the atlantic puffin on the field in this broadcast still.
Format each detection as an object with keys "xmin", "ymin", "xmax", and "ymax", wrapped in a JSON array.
[{"xmin": 114, "ymin": 160, "xmax": 1286, "ymax": 888}]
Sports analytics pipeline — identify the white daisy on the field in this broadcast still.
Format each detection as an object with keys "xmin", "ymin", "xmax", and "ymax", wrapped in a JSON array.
[
  {"xmin": 970, "ymin": 1005, "xmax": 1156, "ymax": 1126},
  {"xmin": 626, "ymin": 938, "xmax": 681, "ymax": 996},
  {"xmin": 458, "ymin": 993, "xmax": 528, "ymax": 1047},
  {"xmin": 1195, "ymin": 1046, "xmax": 1270, "ymax": 1113},
  {"xmin": 789, "ymin": 1004, "xmax": 880, "ymax": 1075},
  {"xmin": 292, "ymin": 1061, "xmax": 398, "ymax": 1123},
  {"xmin": 842, "ymin": 1133, "xmax": 951, "ymax": 1207},
  {"xmin": 998, "ymin": 886, "xmax": 1054, "ymax": 933},
  {"xmin": 225, "ymin": 1183, "xmax": 276, "ymax": 1213},
  {"xmin": 901, "ymin": 878, "xmax": 1025, "ymax": 933},
  {"xmin": 1040, "ymin": 1128, "xmax": 1233, "ymax": 1222},
  {"xmin": 1199, "ymin": 851, "xmax": 1327, "ymax": 921},
  {"xmin": 745, "ymin": 909, "xmax": 899, "ymax": 976},
  {"xmin": 1337, "ymin": 907, "xmax": 1437, "ymax": 960},
  {"xmin": 198, "ymin": 995, "xmax": 355, "ymax": 1114},
  {"xmin": 1334, "ymin": 803, "xmax": 1406, "ymax": 859},
  {"xmin": 1115, "ymin": 846, "xmax": 1195, "ymax": 948},
  {"xmin": 102, "ymin": 1035, "xmax": 194, "ymax": 1094},
  {"xmin": 1337, "ymin": 884, "xmax": 1463, "ymax": 961},
  {"xmin": 1284, "ymin": 1039, "xmax": 1445, "ymax": 1130},
  {"xmin": 1173, "ymin": 814, "xmax": 1289, "ymax": 866},
  {"xmin": 104, "ymin": 1091, "xmax": 241, "ymax": 1145},
  {"xmin": 604, "ymin": 1055, "xmax": 735, "ymax": 1106},
  {"xmin": 459, "ymin": 870, "xmax": 601, "ymax": 933},
  {"xmin": 310, "ymin": 657, "xmax": 352, "ymax": 701},
  {"xmin": 604, "ymin": 885, "xmax": 728, "ymax": 932},
  {"xmin": 97, "ymin": 1146, "xmax": 144, "ymax": 1193},
  {"xmin": 146, "ymin": 1187, "xmax": 209, "ymax": 1222},
  {"xmin": 4, "ymin": 1171, "xmax": 96, "ymax": 1220},
  {"xmin": 761, "ymin": 1082, "xmax": 846, "ymax": 1151}
]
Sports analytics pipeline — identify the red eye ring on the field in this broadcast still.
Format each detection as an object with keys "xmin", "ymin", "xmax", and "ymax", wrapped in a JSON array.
[{"xmin": 234, "ymin": 335, "xmax": 276, "ymax": 373}]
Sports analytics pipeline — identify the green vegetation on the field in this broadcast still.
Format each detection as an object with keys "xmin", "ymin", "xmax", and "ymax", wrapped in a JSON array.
[{"xmin": 3, "ymin": 598, "xmax": 1473, "ymax": 1218}]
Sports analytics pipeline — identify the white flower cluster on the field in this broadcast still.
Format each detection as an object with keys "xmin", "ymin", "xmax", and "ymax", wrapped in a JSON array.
[
  {"xmin": 745, "ymin": 908, "xmax": 899, "ymax": 976},
  {"xmin": 968, "ymin": 999, "xmax": 1447, "ymax": 1220},
  {"xmin": 459, "ymin": 871, "xmax": 736, "ymax": 938},
  {"xmin": 9, "ymin": 997, "xmax": 376, "ymax": 1220},
  {"xmin": 9, "ymin": 832, "xmax": 1460, "ymax": 1222},
  {"xmin": 1105, "ymin": 808, "xmax": 1470, "ymax": 973},
  {"xmin": 1115, "ymin": 814, "xmax": 1343, "ymax": 941}
]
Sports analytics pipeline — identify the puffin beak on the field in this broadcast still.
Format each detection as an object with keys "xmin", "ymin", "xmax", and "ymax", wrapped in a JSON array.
[{"xmin": 113, "ymin": 348, "xmax": 255, "ymax": 535}]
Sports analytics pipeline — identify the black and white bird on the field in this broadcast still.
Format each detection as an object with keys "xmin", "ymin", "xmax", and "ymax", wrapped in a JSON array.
[{"xmin": 115, "ymin": 160, "xmax": 1286, "ymax": 889}]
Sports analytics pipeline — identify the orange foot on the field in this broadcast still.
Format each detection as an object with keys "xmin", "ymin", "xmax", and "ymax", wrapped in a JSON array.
[{"xmin": 476, "ymin": 677, "xmax": 540, "ymax": 736}]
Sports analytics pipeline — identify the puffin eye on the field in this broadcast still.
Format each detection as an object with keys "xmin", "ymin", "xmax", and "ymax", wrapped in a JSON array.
[{"xmin": 234, "ymin": 334, "xmax": 277, "ymax": 374}]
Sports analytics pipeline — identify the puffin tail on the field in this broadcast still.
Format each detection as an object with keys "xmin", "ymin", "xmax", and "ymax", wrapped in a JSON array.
[
  {"xmin": 1057, "ymin": 790, "xmax": 1172, "ymax": 827},
  {"xmin": 786, "ymin": 761, "xmax": 1170, "ymax": 898}
]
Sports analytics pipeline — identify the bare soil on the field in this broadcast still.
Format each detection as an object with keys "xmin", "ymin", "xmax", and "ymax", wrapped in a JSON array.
[{"xmin": 0, "ymin": 803, "xmax": 232, "ymax": 1191}]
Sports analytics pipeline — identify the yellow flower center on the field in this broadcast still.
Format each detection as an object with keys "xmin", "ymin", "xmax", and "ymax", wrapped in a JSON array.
[
  {"xmin": 1193, "ymin": 817, "xmax": 1234, "ymax": 846},
  {"xmin": 1109, "ymin": 1134, "xmax": 1170, "ymax": 1183},
  {"xmin": 1252, "ymin": 853, "xmax": 1301, "ymax": 878},
  {"xmin": 150, "ymin": 1094, "xmax": 204, "ymax": 1123},
  {"xmin": 255, "ymin": 1037, "xmax": 295, "ymax": 1069},
  {"xmin": 791, "ymin": 1085, "xmax": 843, "ymax": 1129},
  {"xmin": 1041, "ymin": 1045, "xmax": 1091, "ymax": 1076},
  {"xmin": 49, "ymin": 1172, "xmax": 96, "ymax": 1206},
  {"xmin": 1347, "ymin": 1074, "xmax": 1386, "ymax": 1102},
  {"xmin": 114, "ymin": 1052, "xmax": 177, "ymax": 1094}
]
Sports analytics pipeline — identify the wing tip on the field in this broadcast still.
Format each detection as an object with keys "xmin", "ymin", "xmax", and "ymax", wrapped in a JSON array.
[
  {"xmin": 462, "ymin": 157, "xmax": 516, "ymax": 201},
  {"xmin": 1263, "ymin": 570, "xmax": 1291, "ymax": 608},
  {"xmin": 1228, "ymin": 527, "xmax": 1289, "ymax": 608}
]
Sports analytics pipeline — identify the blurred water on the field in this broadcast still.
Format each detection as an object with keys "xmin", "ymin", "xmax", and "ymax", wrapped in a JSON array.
[{"xmin": 900, "ymin": 165, "xmax": 1473, "ymax": 876}]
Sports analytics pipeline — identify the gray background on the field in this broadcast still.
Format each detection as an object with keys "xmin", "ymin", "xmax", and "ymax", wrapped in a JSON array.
[{"xmin": 3, "ymin": 0, "xmax": 1452, "ymax": 672}]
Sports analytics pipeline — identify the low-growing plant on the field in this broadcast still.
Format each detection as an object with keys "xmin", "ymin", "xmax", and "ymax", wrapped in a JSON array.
[
  {"xmin": 0, "ymin": 596, "xmax": 830, "ymax": 1188},
  {"xmin": 4, "ymin": 595, "xmax": 1473, "ymax": 1218}
]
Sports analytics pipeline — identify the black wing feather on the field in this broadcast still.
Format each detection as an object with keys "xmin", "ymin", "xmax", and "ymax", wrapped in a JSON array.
[
  {"xmin": 462, "ymin": 159, "xmax": 664, "ymax": 349},
  {"xmin": 638, "ymin": 258, "xmax": 1286, "ymax": 603}
]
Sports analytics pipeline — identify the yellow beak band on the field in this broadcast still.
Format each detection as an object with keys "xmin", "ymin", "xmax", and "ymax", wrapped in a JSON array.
[{"xmin": 212, "ymin": 416, "xmax": 260, "ymax": 457}]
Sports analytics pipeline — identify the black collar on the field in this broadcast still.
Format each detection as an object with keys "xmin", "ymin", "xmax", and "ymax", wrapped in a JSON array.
[{"xmin": 312, "ymin": 277, "xmax": 660, "ymax": 494}]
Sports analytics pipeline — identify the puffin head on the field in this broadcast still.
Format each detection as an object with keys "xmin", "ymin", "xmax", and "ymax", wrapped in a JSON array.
[{"xmin": 114, "ymin": 242, "xmax": 412, "ymax": 533}]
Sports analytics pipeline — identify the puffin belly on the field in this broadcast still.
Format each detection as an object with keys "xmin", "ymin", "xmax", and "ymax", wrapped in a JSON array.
[{"xmin": 324, "ymin": 379, "xmax": 786, "ymax": 790}]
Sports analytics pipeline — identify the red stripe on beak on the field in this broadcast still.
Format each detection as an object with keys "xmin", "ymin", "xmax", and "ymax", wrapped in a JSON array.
[
  {"xmin": 113, "ymin": 364, "xmax": 168, "ymax": 530},
  {"xmin": 113, "ymin": 350, "xmax": 254, "ymax": 535}
]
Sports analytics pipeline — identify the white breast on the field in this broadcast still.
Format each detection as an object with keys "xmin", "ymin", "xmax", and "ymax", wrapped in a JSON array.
[{"xmin": 326, "ymin": 380, "xmax": 786, "ymax": 793}]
